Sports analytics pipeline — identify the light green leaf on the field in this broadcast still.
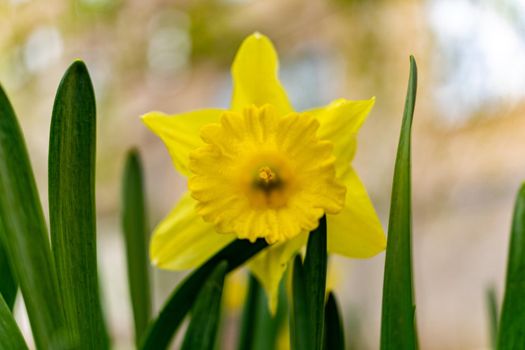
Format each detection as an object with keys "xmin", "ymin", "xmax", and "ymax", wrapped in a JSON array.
[
  {"xmin": 181, "ymin": 261, "xmax": 228, "ymax": 350},
  {"xmin": 0, "ymin": 82, "xmax": 66, "ymax": 349},
  {"xmin": 324, "ymin": 292, "xmax": 345, "ymax": 350},
  {"xmin": 0, "ymin": 295, "xmax": 28, "ymax": 350},
  {"xmin": 380, "ymin": 56, "xmax": 418, "ymax": 350},
  {"xmin": 49, "ymin": 60, "xmax": 109, "ymax": 349},
  {"xmin": 122, "ymin": 149, "xmax": 152, "ymax": 345},
  {"xmin": 497, "ymin": 184, "xmax": 525, "ymax": 350},
  {"xmin": 140, "ymin": 239, "xmax": 268, "ymax": 350}
]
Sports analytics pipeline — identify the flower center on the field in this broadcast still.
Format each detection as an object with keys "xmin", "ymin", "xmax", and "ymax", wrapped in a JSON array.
[
  {"xmin": 242, "ymin": 157, "xmax": 295, "ymax": 209},
  {"xmin": 255, "ymin": 166, "xmax": 280, "ymax": 189}
]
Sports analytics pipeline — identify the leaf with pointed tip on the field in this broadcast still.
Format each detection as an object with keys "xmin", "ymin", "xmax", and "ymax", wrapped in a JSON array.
[
  {"xmin": 380, "ymin": 56, "xmax": 418, "ymax": 350},
  {"xmin": 324, "ymin": 292, "xmax": 345, "ymax": 350},
  {"xmin": 497, "ymin": 184, "xmax": 525, "ymax": 350},
  {"xmin": 485, "ymin": 285, "xmax": 498, "ymax": 350},
  {"xmin": 122, "ymin": 149, "xmax": 152, "ymax": 345},
  {"xmin": 0, "ymin": 82, "xmax": 65, "ymax": 349},
  {"xmin": 0, "ymin": 295, "xmax": 28, "ymax": 350},
  {"xmin": 140, "ymin": 238, "xmax": 268, "ymax": 350},
  {"xmin": 181, "ymin": 261, "xmax": 228, "ymax": 350}
]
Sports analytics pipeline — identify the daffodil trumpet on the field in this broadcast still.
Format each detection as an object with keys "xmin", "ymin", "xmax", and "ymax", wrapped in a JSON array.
[{"xmin": 143, "ymin": 32, "xmax": 386, "ymax": 311}]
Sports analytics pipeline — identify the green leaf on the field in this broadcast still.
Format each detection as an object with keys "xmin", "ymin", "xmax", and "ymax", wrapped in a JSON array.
[
  {"xmin": 303, "ymin": 216, "xmax": 327, "ymax": 350},
  {"xmin": 380, "ymin": 55, "xmax": 418, "ymax": 350},
  {"xmin": 291, "ymin": 217, "xmax": 328, "ymax": 350},
  {"xmin": 49, "ymin": 60, "xmax": 109, "ymax": 349},
  {"xmin": 122, "ymin": 149, "xmax": 152, "ymax": 345},
  {"xmin": 237, "ymin": 274, "xmax": 287, "ymax": 350},
  {"xmin": 181, "ymin": 261, "xmax": 228, "ymax": 350},
  {"xmin": 0, "ymin": 82, "xmax": 66, "ymax": 348},
  {"xmin": 0, "ymin": 237, "xmax": 17, "ymax": 310},
  {"xmin": 291, "ymin": 255, "xmax": 310, "ymax": 350},
  {"xmin": 0, "ymin": 295, "xmax": 28, "ymax": 350},
  {"xmin": 237, "ymin": 274, "xmax": 260, "ymax": 350},
  {"xmin": 140, "ymin": 238, "xmax": 268, "ymax": 350},
  {"xmin": 485, "ymin": 284, "xmax": 498, "ymax": 350},
  {"xmin": 324, "ymin": 292, "xmax": 345, "ymax": 350},
  {"xmin": 497, "ymin": 184, "xmax": 525, "ymax": 350}
]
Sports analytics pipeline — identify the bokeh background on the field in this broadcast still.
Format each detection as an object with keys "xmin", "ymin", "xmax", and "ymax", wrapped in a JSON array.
[{"xmin": 2, "ymin": 0, "xmax": 525, "ymax": 349}]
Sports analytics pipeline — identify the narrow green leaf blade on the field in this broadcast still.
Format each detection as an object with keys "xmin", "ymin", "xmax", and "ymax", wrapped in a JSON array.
[
  {"xmin": 497, "ymin": 184, "xmax": 525, "ymax": 350},
  {"xmin": 49, "ymin": 60, "xmax": 109, "ymax": 349},
  {"xmin": 181, "ymin": 261, "xmax": 228, "ymax": 350},
  {"xmin": 380, "ymin": 56, "xmax": 418, "ymax": 350},
  {"xmin": 122, "ymin": 149, "xmax": 152, "ymax": 344},
  {"xmin": 237, "ymin": 274, "xmax": 287, "ymax": 350},
  {"xmin": 0, "ymin": 295, "xmax": 28, "ymax": 350},
  {"xmin": 304, "ymin": 215, "xmax": 327, "ymax": 350},
  {"xmin": 324, "ymin": 292, "xmax": 345, "ymax": 350},
  {"xmin": 0, "ymin": 237, "xmax": 17, "ymax": 310},
  {"xmin": 0, "ymin": 83, "xmax": 65, "ymax": 349},
  {"xmin": 237, "ymin": 274, "xmax": 261, "ymax": 350},
  {"xmin": 140, "ymin": 238, "xmax": 268, "ymax": 350},
  {"xmin": 291, "ymin": 255, "xmax": 311, "ymax": 350},
  {"xmin": 486, "ymin": 285, "xmax": 498, "ymax": 350}
]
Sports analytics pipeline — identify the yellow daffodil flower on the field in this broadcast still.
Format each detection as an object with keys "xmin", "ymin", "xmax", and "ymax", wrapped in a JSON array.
[{"xmin": 142, "ymin": 33, "xmax": 386, "ymax": 311}]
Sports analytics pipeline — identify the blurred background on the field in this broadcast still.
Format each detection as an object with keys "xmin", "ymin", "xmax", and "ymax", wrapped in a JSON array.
[{"xmin": 2, "ymin": 0, "xmax": 525, "ymax": 348}]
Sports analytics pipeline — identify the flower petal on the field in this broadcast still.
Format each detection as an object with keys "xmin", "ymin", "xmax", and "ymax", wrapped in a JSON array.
[
  {"xmin": 150, "ymin": 191, "xmax": 236, "ymax": 270},
  {"xmin": 142, "ymin": 109, "xmax": 224, "ymax": 176},
  {"xmin": 308, "ymin": 97, "xmax": 375, "ymax": 175},
  {"xmin": 327, "ymin": 167, "xmax": 386, "ymax": 258},
  {"xmin": 248, "ymin": 232, "xmax": 308, "ymax": 313},
  {"xmin": 231, "ymin": 33, "xmax": 293, "ymax": 115}
]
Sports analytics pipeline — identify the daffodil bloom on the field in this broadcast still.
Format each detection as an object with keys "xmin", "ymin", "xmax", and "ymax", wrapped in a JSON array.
[{"xmin": 143, "ymin": 33, "xmax": 386, "ymax": 311}]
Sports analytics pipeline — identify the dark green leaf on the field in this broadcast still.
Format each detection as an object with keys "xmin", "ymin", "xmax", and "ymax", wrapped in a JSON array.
[
  {"xmin": 122, "ymin": 149, "xmax": 152, "ymax": 344},
  {"xmin": 0, "ymin": 82, "xmax": 66, "ymax": 349},
  {"xmin": 304, "ymin": 216, "xmax": 327, "ymax": 350},
  {"xmin": 237, "ymin": 274, "xmax": 260, "ymax": 350},
  {"xmin": 49, "ymin": 60, "xmax": 108, "ymax": 349},
  {"xmin": 140, "ymin": 238, "xmax": 268, "ymax": 350},
  {"xmin": 497, "ymin": 184, "xmax": 525, "ymax": 350},
  {"xmin": 181, "ymin": 261, "xmax": 228, "ymax": 350},
  {"xmin": 0, "ymin": 236, "xmax": 17, "ymax": 310},
  {"xmin": 324, "ymin": 292, "xmax": 345, "ymax": 350},
  {"xmin": 291, "ymin": 217, "xmax": 328, "ymax": 350},
  {"xmin": 291, "ymin": 255, "xmax": 311, "ymax": 350},
  {"xmin": 485, "ymin": 284, "xmax": 498, "ymax": 350},
  {"xmin": 237, "ymin": 274, "xmax": 287, "ymax": 350},
  {"xmin": 0, "ymin": 295, "xmax": 28, "ymax": 350},
  {"xmin": 380, "ymin": 56, "xmax": 418, "ymax": 350}
]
